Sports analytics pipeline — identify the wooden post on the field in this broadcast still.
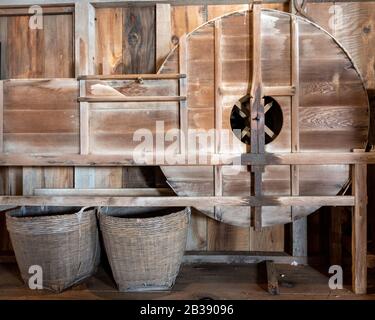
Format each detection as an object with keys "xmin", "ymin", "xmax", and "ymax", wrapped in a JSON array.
[
  {"xmin": 290, "ymin": 7, "xmax": 307, "ymax": 259},
  {"xmin": 250, "ymin": 2, "xmax": 264, "ymax": 231},
  {"xmin": 266, "ymin": 260, "xmax": 280, "ymax": 295},
  {"xmin": 179, "ymin": 34, "xmax": 188, "ymax": 157},
  {"xmin": 214, "ymin": 19, "xmax": 223, "ymax": 220},
  {"xmin": 79, "ymin": 81, "xmax": 90, "ymax": 155},
  {"xmin": 0, "ymin": 80, "xmax": 3, "ymax": 152},
  {"xmin": 352, "ymin": 163, "xmax": 367, "ymax": 294}
]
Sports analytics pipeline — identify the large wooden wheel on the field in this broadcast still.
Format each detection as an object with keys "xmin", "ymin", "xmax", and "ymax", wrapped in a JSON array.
[{"xmin": 159, "ymin": 9, "xmax": 369, "ymax": 227}]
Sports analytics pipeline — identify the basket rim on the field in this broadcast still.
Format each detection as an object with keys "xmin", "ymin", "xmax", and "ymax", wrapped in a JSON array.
[
  {"xmin": 98, "ymin": 207, "xmax": 190, "ymax": 223},
  {"xmin": 6, "ymin": 207, "xmax": 96, "ymax": 222}
]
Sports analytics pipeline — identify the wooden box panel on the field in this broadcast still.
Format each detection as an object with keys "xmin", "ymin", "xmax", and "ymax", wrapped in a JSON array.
[{"xmin": 3, "ymin": 79, "xmax": 79, "ymax": 154}]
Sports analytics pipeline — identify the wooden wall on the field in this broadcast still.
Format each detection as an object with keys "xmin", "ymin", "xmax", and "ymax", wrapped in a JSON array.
[
  {"xmin": 303, "ymin": 2, "xmax": 375, "ymax": 263},
  {"xmin": 0, "ymin": 1, "xmax": 374, "ymax": 259},
  {"xmin": 0, "ymin": 8, "xmax": 75, "ymax": 255}
]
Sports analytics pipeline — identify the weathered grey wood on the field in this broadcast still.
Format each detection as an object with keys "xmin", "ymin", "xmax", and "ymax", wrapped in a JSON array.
[
  {"xmin": 0, "ymin": 7, "xmax": 74, "ymax": 15},
  {"xmin": 34, "ymin": 188, "xmax": 174, "ymax": 196},
  {"xmin": 1, "ymin": 151, "xmax": 375, "ymax": 166},
  {"xmin": 352, "ymin": 163, "xmax": 367, "ymax": 294},
  {"xmin": 266, "ymin": 260, "xmax": 280, "ymax": 295},
  {"xmin": 79, "ymin": 73, "xmax": 185, "ymax": 80},
  {"xmin": 214, "ymin": 19, "xmax": 223, "ymax": 220},
  {"xmin": 263, "ymin": 86, "xmax": 295, "ymax": 96},
  {"xmin": 250, "ymin": 3, "xmax": 264, "ymax": 230},
  {"xmin": 78, "ymin": 96, "xmax": 186, "ymax": 102},
  {"xmin": 75, "ymin": 0, "xmax": 96, "ymax": 77},
  {"xmin": 156, "ymin": 4, "xmax": 172, "ymax": 70},
  {"xmin": 1, "ymin": 0, "xmax": 373, "ymax": 9},
  {"xmin": 183, "ymin": 251, "xmax": 307, "ymax": 265},
  {"xmin": 290, "ymin": 7, "xmax": 307, "ymax": 259},
  {"xmin": 0, "ymin": 195, "xmax": 355, "ymax": 207},
  {"xmin": 179, "ymin": 34, "xmax": 188, "ymax": 155},
  {"xmin": 0, "ymin": 81, "xmax": 3, "ymax": 152}
]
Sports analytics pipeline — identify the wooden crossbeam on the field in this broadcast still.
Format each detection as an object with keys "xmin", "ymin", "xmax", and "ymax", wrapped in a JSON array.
[
  {"xmin": 0, "ymin": 195, "xmax": 355, "ymax": 207},
  {"xmin": 0, "ymin": 151, "xmax": 374, "ymax": 166},
  {"xmin": 78, "ymin": 96, "xmax": 186, "ymax": 102},
  {"xmin": 78, "ymin": 73, "xmax": 186, "ymax": 80}
]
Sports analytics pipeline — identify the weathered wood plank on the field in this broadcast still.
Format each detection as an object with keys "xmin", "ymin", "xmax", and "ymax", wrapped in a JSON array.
[
  {"xmin": 250, "ymin": 4, "xmax": 264, "ymax": 230},
  {"xmin": 123, "ymin": 5, "xmax": 155, "ymax": 74},
  {"xmin": 1, "ymin": 151, "xmax": 375, "ymax": 166},
  {"xmin": 0, "ymin": 81, "xmax": 3, "ymax": 152},
  {"xmin": 352, "ymin": 163, "xmax": 367, "ymax": 294},
  {"xmin": 266, "ymin": 260, "xmax": 280, "ymax": 295},
  {"xmin": 79, "ymin": 73, "xmax": 186, "ymax": 80},
  {"xmin": 184, "ymin": 251, "xmax": 307, "ymax": 265},
  {"xmin": 156, "ymin": 4, "xmax": 172, "ymax": 70},
  {"xmin": 78, "ymin": 96, "xmax": 186, "ymax": 102},
  {"xmin": 0, "ymin": 7, "xmax": 73, "ymax": 16},
  {"xmin": 0, "ymin": 195, "xmax": 355, "ymax": 207},
  {"xmin": 34, "ymin": 188, "xmax": 173, "ymax": 196}
]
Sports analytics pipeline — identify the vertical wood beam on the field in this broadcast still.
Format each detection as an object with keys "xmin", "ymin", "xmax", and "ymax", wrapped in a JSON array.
[
  {"xmin": 0, "ymin": 81, "xmax": 3, "ymax": 152},
  {"xmin": 290, "ymin": 11, "xmax": 307, "ymax": 258},
  {"xmin": 75, "ymin": 0, "xmax": 95, "ymax": 77},
  {"xmin": 214, "ymin": 20, "xmax": 223, "ymax": 220},
  {"xmin": 75, "ymin": 0, "xmax": 96, "ymax": 189},
  {"xmin": 179, "ymin": 34, "xmax": 188, "ymax": 157},
  {"xmin": 156, "ymin": 4, "xmax": 171, "ymax": 71},
  {"xmin": 250, "ymin": 3, "xmax": 263, "ymax": 231},
  {"xmin": 266, "ymin": 260, "xmax": 280, "ymax": 295},
  {"xmin": 79, "ymin": 80, "xmax": 89, "ymax": 155},
  {"xmin": 352, "ymin": 163, "xmax": 367, "ymax": 294}
]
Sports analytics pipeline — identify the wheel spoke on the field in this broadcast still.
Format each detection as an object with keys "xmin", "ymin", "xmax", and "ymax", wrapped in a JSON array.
[
  {"xmin": 265, "ymin": 125, "xmax": 275, "ymax": 139},
  {"xmin": 264, "ymin": 102, "xmax": 273, "ymax": 114}
]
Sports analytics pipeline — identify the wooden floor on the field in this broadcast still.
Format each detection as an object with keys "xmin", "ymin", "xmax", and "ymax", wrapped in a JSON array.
[{"xmin": 1, "ymin": 263, "xmax": 375, "ymax": 300}]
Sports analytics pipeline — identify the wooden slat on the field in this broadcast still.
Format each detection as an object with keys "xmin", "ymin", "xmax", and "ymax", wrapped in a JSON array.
[
  {"xmin": 1, "ymin": 151, "xmax": 375, "ymax": 166},
  {"xmin": 75, "ymin": 1, "xmax": 95, "ymax": 77},
  {"xmin": 290, "ymin": 14, "xmax": 307, "ymax": 258},
  {"xmin": 263, "ymin": 85, "xmax": 295, "ymax": 96},
  {"xmin": 0, "ymin": 6, "xmax": 74, "ymax": 16},
  {"xmin": 0, "ymin": 195, "xmax": 355, "ymax": 207},
  {"xmin": 79, "ymin": 78, "xmax": 90, "ymax": 155},
  {"xmin": 183, "ymin": 251, "xmax": 307, "ymax": 265},
  {"xmin": 214, "ymin": 19, "xmax": 223, "ymax": 220},
  {"xmin": 79, "ymin": 73, "xmax": 186, "ymax": 80},
  {"xmin": 250, "ymin": 3, "xmax": 264, "ymax": 230},
  {"xmin": 34, "ymin": 188, "xmax": 174, "ymax": 196},
  {"xmin": 352, "ymin": 163, "xmax": 367, "ymax": 294},
  {"xmin": 179, "ymin": 34, "xmax": 188, "ymax": 155},
  {"xmin": 78, "ymin": 96, "xmax": 186, "ymax": 102},
  {"xmin": 156, "ymin": 4, "xmax": 172, "ymax": 70},
  {"xmin": 0, "ymin": 81, "xmax": 3, "ymax": 152}
]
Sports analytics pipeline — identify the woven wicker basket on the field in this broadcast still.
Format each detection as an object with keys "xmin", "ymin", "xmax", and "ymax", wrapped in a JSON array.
[
  {"xmin": 6, "ymin": 206, "xmax": 100, "ymax": 292},
  {"xmin": 99, "ymin": 207, "xmax": 190, "ymax": 292}
]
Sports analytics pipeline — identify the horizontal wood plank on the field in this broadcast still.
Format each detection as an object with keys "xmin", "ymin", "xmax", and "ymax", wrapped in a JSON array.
[
  {"xmin": 79, "ymin": 73, "xmax": 186, "ymax": 80},
  {"xmin": 0, "ymin": 195, "xmax": 355, "ymax": 207},
  {"xmin": 0, "ymin": 151, "xmax": 374, "ymax": 166},
  {"xmin": 78, "ymin": 96, "xmax": 186, "ymax": 102}
]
